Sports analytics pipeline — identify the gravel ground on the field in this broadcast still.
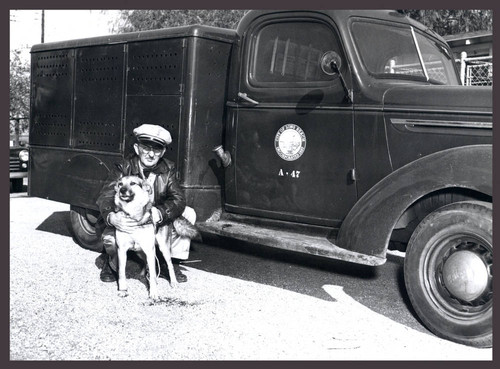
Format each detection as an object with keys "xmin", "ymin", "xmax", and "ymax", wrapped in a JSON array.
[{"xmin": 10, "ymin": 197, "xmax": 492, "ymax": 360}]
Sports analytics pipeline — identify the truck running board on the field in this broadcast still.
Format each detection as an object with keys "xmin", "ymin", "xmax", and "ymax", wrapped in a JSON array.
[{"xmin": 197, "ymin": 220, "xmax": 386, "ymax": 266}]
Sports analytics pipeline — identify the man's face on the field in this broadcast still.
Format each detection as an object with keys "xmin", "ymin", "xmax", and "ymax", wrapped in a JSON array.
[{"xmin": 134, "ymin": 142, "xmax": 166, "ymax": 168}]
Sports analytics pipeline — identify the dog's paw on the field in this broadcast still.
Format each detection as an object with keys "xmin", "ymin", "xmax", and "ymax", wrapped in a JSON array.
[
  {"xmin": 149, "ymin": 291, "xmax": 159, "ymax": 300},
  {"xmin": 170, "ymin": 280, "xmax": 179, "ymax": 289},
  {"xmin": 118, "ymin": 281, "xmax": 128, "ymax": 291},
  {"xmin": 118, "ymin": 290, "xmax": 129, "ymax": 298}
]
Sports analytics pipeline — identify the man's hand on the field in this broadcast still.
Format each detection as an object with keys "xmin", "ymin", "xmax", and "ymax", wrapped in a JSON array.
[{"xmin": 108, "ymin": 211, "xmax": 151, "ymax": 233}]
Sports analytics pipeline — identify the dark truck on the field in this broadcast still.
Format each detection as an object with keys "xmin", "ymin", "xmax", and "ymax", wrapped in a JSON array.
[{"xmin": 29, "ymin": 10, "xmax": 492, "ymax": 347}]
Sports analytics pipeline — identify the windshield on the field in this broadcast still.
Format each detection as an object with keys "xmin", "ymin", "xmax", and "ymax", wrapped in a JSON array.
[{"xmin": 351, "ymin": 20, "xmax": 460, "ymax": 85}]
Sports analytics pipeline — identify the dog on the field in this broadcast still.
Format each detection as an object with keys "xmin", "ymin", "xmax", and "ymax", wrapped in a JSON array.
[{"xmin": 113, "ymin": 174, "xmax": 198, "ymax": 299}]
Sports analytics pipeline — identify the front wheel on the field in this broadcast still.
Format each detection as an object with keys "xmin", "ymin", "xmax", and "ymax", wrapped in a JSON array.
[
  {"xmin": 69, "ymin": 206, "xmax": 104, "ymax": 252},
  {"xmin": 404, "ymin": 201, "xmax": 492, "ymax": 348}
]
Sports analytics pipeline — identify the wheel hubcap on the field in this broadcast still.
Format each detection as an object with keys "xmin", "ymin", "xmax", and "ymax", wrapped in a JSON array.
[
  {"xmin": 434, "ymin": 237, "xmax": 493, "ymax": 310},
  {"xmin": 442, "ymin": 250, "xmax": 489, "ymax": 302}
]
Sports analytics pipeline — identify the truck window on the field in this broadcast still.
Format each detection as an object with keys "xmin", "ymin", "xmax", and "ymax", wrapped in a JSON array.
[
  {"xmin": 351, "ymin": 21, "xmax": 459, "ymax": 85},
  {"xmin": 413, "ymin": 32, "xmax": 458, "ymax": 84},
  {"xmin": 250, "ymin": 21, "xmax": 342, "ymax": 85}
]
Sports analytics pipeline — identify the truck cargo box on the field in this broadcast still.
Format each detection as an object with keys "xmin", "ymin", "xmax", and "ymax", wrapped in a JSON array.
[{"xmin": 29, "ymin": 25, "xmax": 236, "ymax": 220}]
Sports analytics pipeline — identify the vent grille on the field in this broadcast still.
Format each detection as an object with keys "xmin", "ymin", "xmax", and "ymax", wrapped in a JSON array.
[
  {"xmin": 30, "ymin": 50, "xmax": 73, "ymax": 147},
  {"xmin": 34, "ymin": 52, "xmax": 70, "ymax": 79},
  {"xmin": 73, "ymin": 45, "xmax": 124, "ymax": 152},
  {"xmin": 127, "ymin": 39, "xmax": 184, "ymax": 95}
]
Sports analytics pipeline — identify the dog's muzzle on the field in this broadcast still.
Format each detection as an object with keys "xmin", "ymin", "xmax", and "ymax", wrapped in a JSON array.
[{"xmin": 119, "ymin": 187, "xmax": 135, "ymax": 202}]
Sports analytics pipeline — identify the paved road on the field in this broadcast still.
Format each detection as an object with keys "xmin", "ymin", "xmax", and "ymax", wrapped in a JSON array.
[
  {"xmin": 188, "ymin": 236, "xmax": 425, "ymax": 333},
  {"xmin": 10, "ymin": 194, "xmax": 492, "ymax": 360}
]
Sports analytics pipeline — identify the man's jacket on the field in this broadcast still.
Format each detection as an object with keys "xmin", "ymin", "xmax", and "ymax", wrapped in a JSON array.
[{"xmin": 96, "ymin": 154, "xmax": 186, "ymax": 227}]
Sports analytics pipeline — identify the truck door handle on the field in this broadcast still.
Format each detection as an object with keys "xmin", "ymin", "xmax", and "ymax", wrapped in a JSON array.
[{"xmin": 237, "ymin": 92, "xmax": 259, "ymax": 105}]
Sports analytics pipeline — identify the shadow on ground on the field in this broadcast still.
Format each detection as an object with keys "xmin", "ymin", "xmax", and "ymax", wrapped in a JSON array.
[
  {"xmin": 186, "ymin": 237, "xmax": 426, "ymax": 333},
  {"xmin": 36, "ymin": 211, "xmax": 73, "ymax": 238},
  {"xmin": 35, "ymin": 211, "xmax": 426, "ymax": 333}
]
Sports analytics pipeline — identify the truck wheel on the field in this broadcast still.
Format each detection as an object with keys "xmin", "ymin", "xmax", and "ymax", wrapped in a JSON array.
[
  {"xmin": 69, "ymin": 206, "xmax": 104, "ymax": 252},
  {"xmin": 11, "ymin": 178, "xmax": 24, "ymax": 192},
  {"xmin": 404, "ymin": 201, "xmax": 492, "ymax": 347}
]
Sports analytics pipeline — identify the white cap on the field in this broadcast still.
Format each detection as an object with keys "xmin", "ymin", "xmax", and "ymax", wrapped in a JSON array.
[{"xmin": 133, "ymin": 124, "xmax": 172, "ymax": 147}]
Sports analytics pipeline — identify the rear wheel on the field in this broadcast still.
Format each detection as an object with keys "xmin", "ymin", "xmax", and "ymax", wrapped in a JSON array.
[
  {"xmin": 404, "ymin": 201, "xmax": 492, "ymax": 347},
  {"xmin": 69, "ymin": 206, "xmax": 104, "ymax": 252}
]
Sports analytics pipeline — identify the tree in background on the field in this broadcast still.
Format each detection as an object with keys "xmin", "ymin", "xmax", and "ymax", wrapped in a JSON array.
[
  {"xmin": 112, "ymin": 10, "xmax": 248, "ymax": 33},
  {"xmin": 113, "ymin": 10, "xmax": 492, "ymax": 36},
  {"xmin": 10, "ymin": 50, "xmax": 30, "ymax": 143},
  {"xmin": 400, "ymin": 10, "xmax": 492, "ymax": 36}
]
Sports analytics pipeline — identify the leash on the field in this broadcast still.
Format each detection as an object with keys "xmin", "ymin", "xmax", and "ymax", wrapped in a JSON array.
[
  {"xmin": 145, "ymin": 254, "xmax": 161, "ymax": 282},
  {"xmin": 143, "ymin": 211, "xmax": 162, "ymax": 282}
]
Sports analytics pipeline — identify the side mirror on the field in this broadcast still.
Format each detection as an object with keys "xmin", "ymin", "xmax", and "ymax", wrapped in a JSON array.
[
  {"xmin": 320, "ymin": 50, "xmax": 352, "ymax": 104},
  {"xmin": 320, "ymin": 51, "xmax": 342, "ymax": 75}
]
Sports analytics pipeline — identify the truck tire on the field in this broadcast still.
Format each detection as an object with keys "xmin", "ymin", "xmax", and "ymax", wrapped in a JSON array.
[
  {"xmin": 404, "ymin": 201, "xmax": 492, "ymax": 347},
  {"xmin": 69, "ymin": 206, "xmax": 104, "ymax": 253}
]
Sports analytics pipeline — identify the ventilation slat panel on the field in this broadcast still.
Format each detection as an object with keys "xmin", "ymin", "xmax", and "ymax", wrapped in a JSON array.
[
  {"xmin": 30, "ymin": 50, "xmax": 73, "ymax": 147},
  {"xmin": 73, "ymin": 45, "xmax": 125, "ymax": 152}
]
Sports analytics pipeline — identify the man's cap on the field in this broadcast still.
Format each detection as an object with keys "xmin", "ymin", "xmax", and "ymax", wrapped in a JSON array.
[{"xmin": 133, "ymin": 124, "xmax": 172, "ymax": 147}]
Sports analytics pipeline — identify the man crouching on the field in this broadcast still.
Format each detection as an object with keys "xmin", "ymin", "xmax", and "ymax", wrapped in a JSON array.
[{"xmin": 96, "ymin": 124, "xmax": 196, "ymax": 284}]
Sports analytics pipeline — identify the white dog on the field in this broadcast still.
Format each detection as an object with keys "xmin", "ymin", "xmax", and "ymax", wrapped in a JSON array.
[{"xmin": 113, "ymin": 175, "xmax": 198, "ymax": 299}]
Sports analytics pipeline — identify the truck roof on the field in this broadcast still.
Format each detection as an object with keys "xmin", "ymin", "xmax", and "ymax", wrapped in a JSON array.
[
  {"xmin": 237, "ymin": 9, "xmax": 445, "ymax": 43},
  {"xmin": 31, "ymin": 10, "xmax": 446, "ymax": 53},
  {"xmin": 31, "ymin": 24, "xmax": 237, "ymax": 53}
]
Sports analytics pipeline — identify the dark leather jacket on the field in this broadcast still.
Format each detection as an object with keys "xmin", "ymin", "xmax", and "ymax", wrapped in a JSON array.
[{"xmin": 96, "ymin": 154, "xmax": 186, "ymax": 227}]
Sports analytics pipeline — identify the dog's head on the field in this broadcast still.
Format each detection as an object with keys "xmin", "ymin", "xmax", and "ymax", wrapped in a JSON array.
[
  {"xmin": 114, "ymin": 175, "xmax": 151, "ymax": 202},
  {"xmin": 114, "ymin": 175, "xmax": 153, "ymax": 219}
]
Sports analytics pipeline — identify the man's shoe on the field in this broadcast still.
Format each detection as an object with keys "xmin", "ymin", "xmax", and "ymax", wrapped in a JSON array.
[
  {"xmin": 175, "ymin": 267, "xmax": 188, "ymax": 283},
  {"xmin": 159, "ymin": 264, "xmax": 187, "ymax": 283},
  {"xmin": 100, "ymin": 260, "xmax": 117, "ymax": 282}
]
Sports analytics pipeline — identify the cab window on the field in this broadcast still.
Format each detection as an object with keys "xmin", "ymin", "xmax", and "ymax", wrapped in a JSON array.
[
  {"xmin": 351, "ymin": 20, "xmax": 459, "ymax": 85},
  {"xmin": 413, "ymin": 32, "xmax": 458, "ymax": 84},
  {"xmin": 250, "ymin": 21, "xmax": 343, "ymax": 85}
]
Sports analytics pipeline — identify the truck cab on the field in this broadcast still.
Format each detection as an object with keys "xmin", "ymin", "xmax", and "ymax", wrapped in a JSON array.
[{"xmin": 29, "ymin": 10, "xmax": 492, "ymax": 347}]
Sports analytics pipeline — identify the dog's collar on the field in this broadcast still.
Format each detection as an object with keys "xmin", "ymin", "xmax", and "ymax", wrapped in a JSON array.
[{"xmin": 139, "ymin": 218, "xmax": 154, "ymax": 226}]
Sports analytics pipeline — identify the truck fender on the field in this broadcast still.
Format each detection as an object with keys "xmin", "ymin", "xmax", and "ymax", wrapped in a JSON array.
[{"xmin": 336, "ymin": 145, "xmax": 492, "ymax": 259}]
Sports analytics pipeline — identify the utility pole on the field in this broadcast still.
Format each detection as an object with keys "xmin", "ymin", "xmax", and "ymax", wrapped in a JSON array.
[{"xmin": 41, "ymin": 10, "xmax": 45, "ymax": 43}]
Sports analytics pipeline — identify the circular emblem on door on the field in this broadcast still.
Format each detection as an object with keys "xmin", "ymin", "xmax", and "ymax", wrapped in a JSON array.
[{"xmin": 274, "ymin": 124, "xmax": 306, "ymax": 161}]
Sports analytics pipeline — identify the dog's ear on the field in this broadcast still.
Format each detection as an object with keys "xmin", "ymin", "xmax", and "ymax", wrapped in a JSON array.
[
  {"xmin": 112, "ymin": 178, "xmax": 122, "ymax": 195},
  {"xmin": 115, "ymin": 163, "xmax": 132, "ymax": 177},
  {"xmin": 142, "ymin": 180, "xmax": 153, "ymax": 194}
]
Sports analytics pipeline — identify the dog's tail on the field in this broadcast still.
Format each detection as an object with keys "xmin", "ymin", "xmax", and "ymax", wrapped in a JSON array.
[{"xmin": 173, "ymin": 216, "xmax": 200, "ymax": 239}]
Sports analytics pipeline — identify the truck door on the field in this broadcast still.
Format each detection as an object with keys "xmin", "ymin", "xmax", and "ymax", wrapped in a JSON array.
[{"xmin": 224, "ymin": 14, "xmax": 357, "ymax": 227}]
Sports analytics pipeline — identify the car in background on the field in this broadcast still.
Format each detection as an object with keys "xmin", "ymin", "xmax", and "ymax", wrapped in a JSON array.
[{"xmin": 10, "ymin": 138, "xmax": 29, "ymax": 192}]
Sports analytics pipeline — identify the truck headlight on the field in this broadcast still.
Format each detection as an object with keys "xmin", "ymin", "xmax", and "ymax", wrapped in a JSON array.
[{"xmin": 19, "ymin": 150, "xmax": 29, "ymax": 162}]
